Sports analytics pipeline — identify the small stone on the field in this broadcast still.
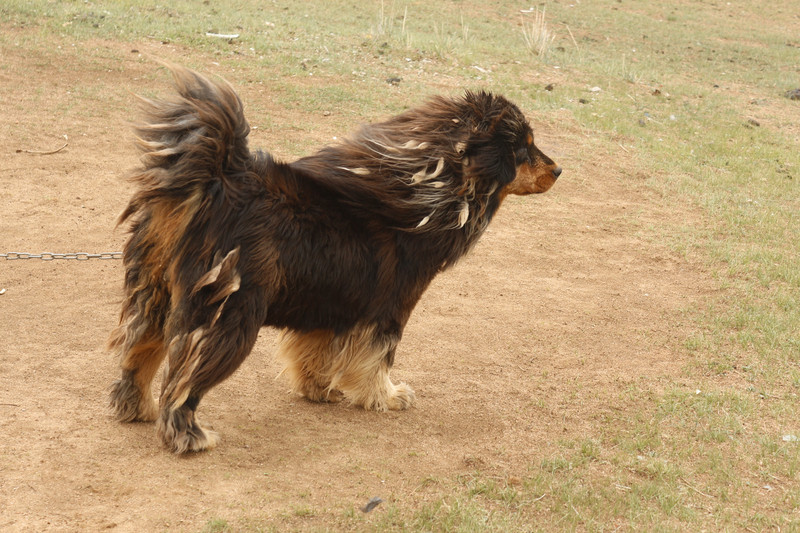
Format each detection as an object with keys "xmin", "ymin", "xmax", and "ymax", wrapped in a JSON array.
[{"xmin": 360, "ymin": 496, "xmax": 383, "ymax": 513}]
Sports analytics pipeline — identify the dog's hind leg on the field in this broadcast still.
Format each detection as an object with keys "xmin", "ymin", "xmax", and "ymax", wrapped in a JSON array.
[
  {"xmin": 109, "ymin": 286, "xmax": 169, "ymax": 423},
  {"xmin": 109, "ymin": 331, "xmax": 166, "ymax": 423},
  {"xmin": 157, "ymin": 296, "xmax": 263, "ymax": 453},
  {"xmin": 157, "ymin": 251, "xmax": 265, "ymax": 453}
]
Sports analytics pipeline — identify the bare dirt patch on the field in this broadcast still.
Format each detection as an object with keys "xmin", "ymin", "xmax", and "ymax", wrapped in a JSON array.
[{"xmin": 1, "ymin": 36, "xmax": 714, "ymax": 530}]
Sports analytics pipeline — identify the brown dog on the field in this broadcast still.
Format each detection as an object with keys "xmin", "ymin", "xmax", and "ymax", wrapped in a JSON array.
[{"xmin": 109, "ymin": 65, "xmax": 561, "ymax": 453}]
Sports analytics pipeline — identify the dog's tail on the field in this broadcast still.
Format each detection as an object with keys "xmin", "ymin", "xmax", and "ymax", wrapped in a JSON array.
[{"xmin": 120, "ymin": 63, "xmax": 251, "ymax": 224}]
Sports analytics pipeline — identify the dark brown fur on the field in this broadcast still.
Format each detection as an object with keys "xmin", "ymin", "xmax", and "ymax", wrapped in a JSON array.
[{"xmin": 109, "ymin": 64, "xmax": 561, "ymax": 453}]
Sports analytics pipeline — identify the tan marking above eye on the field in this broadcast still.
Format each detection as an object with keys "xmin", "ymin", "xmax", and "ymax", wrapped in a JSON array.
[{"xmin": 526, "ymin": 133, "xmax": 533, "ymax": 146}]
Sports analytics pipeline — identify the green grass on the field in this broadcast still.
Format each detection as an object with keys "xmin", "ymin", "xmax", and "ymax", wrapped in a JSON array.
[
  {"xmin": 3, "ymin": 0, "xmax": 799, "ymax": 530},
  {"xmin": 201, "ymin": 518, "xmax": 232, "ymax": 533}
]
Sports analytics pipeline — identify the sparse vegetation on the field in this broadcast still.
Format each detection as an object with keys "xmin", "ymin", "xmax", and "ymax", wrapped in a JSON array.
[{"xmin": 521, "ymin": 7, "xmax": 556, "ymax": 59}]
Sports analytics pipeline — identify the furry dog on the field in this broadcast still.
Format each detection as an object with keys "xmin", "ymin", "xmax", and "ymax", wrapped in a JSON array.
[{"xmin": 109, "ymin": 64, "xmax": 561, "ymax": 453}]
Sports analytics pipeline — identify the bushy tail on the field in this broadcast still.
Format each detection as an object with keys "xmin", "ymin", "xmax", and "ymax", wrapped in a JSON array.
[{"xmin": 120, "ymin": 63, "xmax": 252, "ymax": 224}]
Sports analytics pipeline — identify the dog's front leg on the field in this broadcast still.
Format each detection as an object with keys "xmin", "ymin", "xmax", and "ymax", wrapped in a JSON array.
[
  {"xmin": 326, "ymin": 326, "xmax": 415, "ymax": 412},
  {"xmin": 345, "ymin": 342, "xmax": 416, "ymax": 412},
  {"xmin": 278, "ymin": 324, "xmax": 415, "ymax": 411}
]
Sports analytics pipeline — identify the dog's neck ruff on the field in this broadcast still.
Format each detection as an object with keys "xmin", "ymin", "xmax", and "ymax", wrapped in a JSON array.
[{"xmin": 290, "ymin": 135, "xmax": 500, "ymax": 243}]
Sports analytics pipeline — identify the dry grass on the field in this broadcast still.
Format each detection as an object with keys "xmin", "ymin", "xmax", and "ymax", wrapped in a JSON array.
[{"xmin": 520, "ymin": 7, "xmax": 556, "ymax": 58}]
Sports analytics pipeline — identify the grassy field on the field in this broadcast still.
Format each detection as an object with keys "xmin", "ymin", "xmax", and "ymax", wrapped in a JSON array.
[{"xmin": 2, "ymin": 0, "xmax": 799, "ymax": 530}]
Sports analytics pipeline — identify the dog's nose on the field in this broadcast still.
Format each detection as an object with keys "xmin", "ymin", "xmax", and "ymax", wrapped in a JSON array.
[{"xmin": 552, "ymin": 166, "xmax": 562, "ymax": 179}]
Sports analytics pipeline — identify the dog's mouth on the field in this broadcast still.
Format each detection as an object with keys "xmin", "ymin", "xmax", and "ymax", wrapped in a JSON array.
[{"xmin": 506, "ymin": 163, "xmax": 562, "ymax": 195}]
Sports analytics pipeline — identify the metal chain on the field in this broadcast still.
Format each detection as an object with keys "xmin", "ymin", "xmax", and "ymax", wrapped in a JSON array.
[{"xmin": 0, "ymin": 252, "xmax": 123, "ymax": 261}]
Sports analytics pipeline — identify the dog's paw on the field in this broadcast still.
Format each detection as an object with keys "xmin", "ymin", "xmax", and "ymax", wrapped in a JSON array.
[
  {"xmin": 158, "ymin": 407, "xmax": 220, "ymax": 454},
  {"xmin": 302, "ymin": 387, "xmax": 345, "ymax": 404},
  {"xmin": 164, "ymin": 425, "xmax": 220, "ymax": 454},
  {"xmin": 386, "ymin": 382, "xmax": 415, "ymax": 410},
  {"xmin": 179, "ymin": 426, "xmax": 220, "ymax": 453},
  {"xmin": 350, "ymin": 380, "xmax": 415, "ymax": 411},
  {"xmin": 109, "ymin": 377, "xmax": 158, "ymax": 423}
]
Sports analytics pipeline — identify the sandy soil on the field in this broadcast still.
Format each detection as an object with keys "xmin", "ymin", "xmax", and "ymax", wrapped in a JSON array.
[{"xmin": 0, "ymin": 36, "xmax": 713, "ymax": 531}]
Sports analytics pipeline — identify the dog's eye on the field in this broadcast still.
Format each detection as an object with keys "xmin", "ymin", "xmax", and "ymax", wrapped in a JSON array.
[{"xmin": 515, "ymin": 147, "xmax": 529, "ymax": 165}]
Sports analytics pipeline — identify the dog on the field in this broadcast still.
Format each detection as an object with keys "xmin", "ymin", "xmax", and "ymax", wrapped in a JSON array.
[{"xmin": 109, "ymin": 64, "xmax": 561, "ymax": 453}]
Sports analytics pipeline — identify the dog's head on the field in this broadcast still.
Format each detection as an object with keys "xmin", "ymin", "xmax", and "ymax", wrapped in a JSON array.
[
  {"xmin": 505, "ymin": 125, "xmax": 562, "ymax": 196},
  {"xmin": 332, "ymin": 91, "xmax": 560, "ymax": 233},
  {"xmin": 452, "ymin": 91, "xmax": 560, "ymax": 199}
]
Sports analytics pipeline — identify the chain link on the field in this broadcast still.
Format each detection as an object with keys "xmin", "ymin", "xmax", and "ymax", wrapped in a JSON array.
[{"xmin": 1, "ymin": 252, "xmax": 123, "ymax": 260}]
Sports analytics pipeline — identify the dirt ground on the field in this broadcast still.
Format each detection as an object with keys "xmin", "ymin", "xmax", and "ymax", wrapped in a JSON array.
[{"xmin": 1, "ymin": 37, "xmax": 714, "ymax": 530}]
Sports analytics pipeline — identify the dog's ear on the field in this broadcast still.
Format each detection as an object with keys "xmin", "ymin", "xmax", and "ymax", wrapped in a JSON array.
[
  {"xmin": 460, "ymin": 91, "xmax": 518, "ymax": 187},
  {"xmin": 480, "ymin": 139, "xmax": 517, "ymax": 187},
  {"xmin": 461, "ymin": 139, "xmax": 516, "ymax": 190}
]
